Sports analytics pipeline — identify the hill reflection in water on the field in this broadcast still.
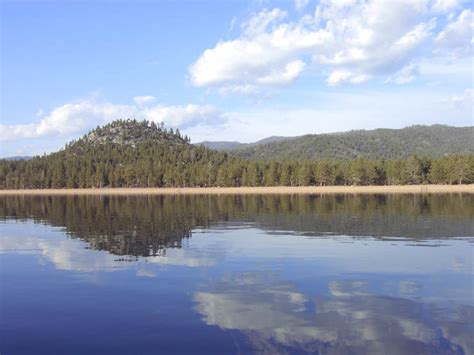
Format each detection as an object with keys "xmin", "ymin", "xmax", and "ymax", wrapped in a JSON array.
[
  {"xmin": 1, "ymin": 193, "xmax": 473, "ymax": 354},
  {"xmin": 1, "ymin": 193, "xmax": 473, "ymax": 257}
]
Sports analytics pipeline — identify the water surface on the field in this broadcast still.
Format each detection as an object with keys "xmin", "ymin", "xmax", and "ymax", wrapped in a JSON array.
[{"xmin": 1, "ymin": 194, "xmax": 473, "ymax": 354}]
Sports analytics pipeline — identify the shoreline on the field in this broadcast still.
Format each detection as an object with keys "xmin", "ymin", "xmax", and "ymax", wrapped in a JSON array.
[{"xmin": 0, "ymin": 185, "xmax": 472, "ymax": 195}]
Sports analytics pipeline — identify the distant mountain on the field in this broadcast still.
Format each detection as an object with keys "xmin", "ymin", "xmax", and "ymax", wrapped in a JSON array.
[
  {"xmin": 197, "ymin": 141, "xmax": 245, "ymax": 150},
  {"xmin": 1, "ymin": 121, "xmax": 473, "ymax": 189},
  {"xmin": 254, "ymin": 136, "xmax": 292, "ymax": 145},
  {"xmin": 229, "ymin": 125, "xmax": 474, "ymax": 160},
  {"xmin": 197, "ymin": 136, "xmax": 292, "ymax": 151},
  {"xmin": 3, "ymin": 156, "xmax": 32, "ymax": 161}
]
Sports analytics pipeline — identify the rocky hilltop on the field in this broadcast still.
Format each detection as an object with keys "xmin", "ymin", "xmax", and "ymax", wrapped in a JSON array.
[
  {"xmin": 1, "ymin": 120, "xmax": 472, "ymax": 189},
  {"xmin": 78, "ymin": 119, "xmax": 189, "ymax": 149}
]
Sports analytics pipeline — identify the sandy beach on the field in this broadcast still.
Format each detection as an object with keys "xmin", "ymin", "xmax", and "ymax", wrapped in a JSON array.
[{"xmin": 0, "ymin": 185, "xmax": 472, "ymax": 195}]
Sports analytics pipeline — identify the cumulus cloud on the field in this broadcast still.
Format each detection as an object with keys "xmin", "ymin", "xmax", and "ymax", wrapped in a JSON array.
[
  {"xmin": 241, "ymin": 8, "xmax": 287, "ymax": 37},
  {"xmin": 188, "ymin": 10, "xmax": 328, "ymax": 89},
  {"xmin": 448, "ymin": 88, "xmax": 474, "ymax": 107},
  {"xmin": 0, "ymin": 98, "xmax": 227, "ymax": 141},
  {"xmin": 294, "ymin": 0, "xmax": 310, "ymax": 11},
  {"xmin": 133, "ymin": 95, "xmax": 156, "ymax": 106},
  {"xmin": 0, "ymin": 230, "xmax": 125, "ymax": 272},
  {"xmin": 142, "ymin": 104, "xmax": 224, "ymax": 129},
  {"xmin": 431, "ymin": 0, "xmax": 459, "ymax": 13},
  {"xmin": 327, "ymin": 71, "xmax": 371, "ymax": 86},
  {"xmin": 0, "ymin": 100, "xmax": 136, "ymax": 141},
  {"xmin": 435, "ymin": 9, "xmax": 473, "ymax": 58},
  {"xmin": 385, "ymin": 63, "xmax": 420, "ymax": 84},
  {"xmin": 1, "ymin": 223, "xmax": 217, "ymax": 271},
  {"xmin": 189, "ymin": 0, "xmax": 473, "ymax": 93},
  {"xmin": 194, "ymin": 273, "xmax": 473, "ymax": 353}
]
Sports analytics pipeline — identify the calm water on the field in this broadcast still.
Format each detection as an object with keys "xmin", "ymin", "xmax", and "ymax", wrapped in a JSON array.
[{"xmin": 1, "ymin": 194, "xmax": 473, "ymax": 354}]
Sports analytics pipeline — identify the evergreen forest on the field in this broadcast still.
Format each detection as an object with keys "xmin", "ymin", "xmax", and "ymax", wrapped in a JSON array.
[{"xmin": 1, "ymin": 120, "xmax": 473, "ymax": 189}]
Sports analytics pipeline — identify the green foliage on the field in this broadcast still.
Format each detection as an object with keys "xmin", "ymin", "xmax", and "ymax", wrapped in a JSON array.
[
  {"xmin": 1, "ymin": 120, "xmax": 473, "ymax": 189},
  {"xmin": 230, "ymin": 125, "xmax": 474, "ymax": 161}
]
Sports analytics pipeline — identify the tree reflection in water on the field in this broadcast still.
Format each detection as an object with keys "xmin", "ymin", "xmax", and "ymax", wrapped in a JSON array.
[
  {"xmin": 1, "ymin": 194, "xmax": 473, "ymax": 257},
  {"xmin": 1, "ymin": 193, "xmax": 473, "ymax": 354}
]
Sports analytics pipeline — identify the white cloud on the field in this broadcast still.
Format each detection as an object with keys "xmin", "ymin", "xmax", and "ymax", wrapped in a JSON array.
[
  {"xmin": 0, "ymin": 224, "xmax": 217, "ymax": 271},
  {"xmin": 189, "ymin": 13, "xmax": 331, "ymax": 89},
  {"xmin": 294, "ymin": 0, "xmax": 310, "ymax": 12},
  {"xmin": 0, "ymin": 100, "xmax": 136, "ymax": 141},
  {"xmin": 241, "ymin": 8, "xmax": 287, "ymax": 37},
  {"xmin": 435, "ymin": 9, "xmax": 473, "ymax": 58},
  {"xmin": 35, "ymin": 108, "xmax": 44, "ymax": 117},
  {"xmin": 133, "ymin": 95, "xmax": 156, "ymax": 106},
  {"xmin": 256, "ymin": 59, "xmax": 306, "ymax": 85},
  {"xmin": 188, "ymin": 87, "xmax": 473, "ymax": 144},
  {"xmin": 218, "ymin": 84, "xmax": 262, "ymax": 96},
  {"xmin": 431, "ymin": 0, "xmax": 459, "ymax": 13},
  {"xmin": 142, "ymin": 104, "xmax": 225, "ymax": 129},
  {"xmin": 0, "ymin": 98, "xmax": 227, "ymax": 141},
  {"xmin": 448, "ymin": 88, "xmax": 474, "ymax": 107},
  {"xmin": 189, "ymin": 0, "xmax": 472, "ymax": 93},
  {"xmin": 386, "ymin": 63, "xmax": 420, "ymax": 84},
  {"xmin": 228, "ymin": 16, "xmax": 238, "ymax": 33},
  {"xmin": 194, "ymin": 273, "xmax": 472, "ymax": 353},
  {"xmin": 327, "ymin": 71, "xmax": 371, "ymax": 86}
]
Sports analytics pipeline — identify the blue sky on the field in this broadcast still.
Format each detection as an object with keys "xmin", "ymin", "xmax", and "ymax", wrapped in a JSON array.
[{"xmin": 1, "ymin": 0, "xmax": 473, "ymax": 157}]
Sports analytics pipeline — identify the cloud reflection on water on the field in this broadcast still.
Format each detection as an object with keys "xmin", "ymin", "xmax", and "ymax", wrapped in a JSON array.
[{"xmin": 194, "ymin": 273, "xmax": 473, "ymax": 354}]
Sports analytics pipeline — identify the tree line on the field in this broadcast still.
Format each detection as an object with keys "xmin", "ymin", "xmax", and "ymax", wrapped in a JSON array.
[
  {"xmin": 1, "ymin": 154, "xmax": 472, "ymax": 189},
  {"xmin": 0, "ymin": 120, "xmax": 473, "ymax": 189}
]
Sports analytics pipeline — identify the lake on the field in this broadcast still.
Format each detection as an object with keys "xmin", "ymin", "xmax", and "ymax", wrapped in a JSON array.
[{"xmin": 1, "ymin": 194, "xmax": 473, "ymax": 354}]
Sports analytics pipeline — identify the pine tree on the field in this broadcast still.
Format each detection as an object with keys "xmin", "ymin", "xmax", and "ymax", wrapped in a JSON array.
[{"xmin": 297, "ymin": 162, "xmax": 312, "ymax": 186}]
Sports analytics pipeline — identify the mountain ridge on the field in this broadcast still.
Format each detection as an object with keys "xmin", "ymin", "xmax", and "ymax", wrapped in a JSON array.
[
  {"xmin": 197, "ymin": 136, "xmax": 291, "ymax": 150},
  {"xmin": 1, "ymin": 120, "xmax": 473, "ymax": 189},
  {"xmin": 3, "ymin": 156, "xmax": 33, "ymax": 161},
  {"xmin": 205, "ymin": 125, "xmax": 474, "ymax": 160}
]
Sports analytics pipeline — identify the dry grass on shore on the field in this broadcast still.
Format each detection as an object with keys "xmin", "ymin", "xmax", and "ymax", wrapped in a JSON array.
[{"xmin": 0, "ymin": 185, "xmax": 472, "ymax": 195}]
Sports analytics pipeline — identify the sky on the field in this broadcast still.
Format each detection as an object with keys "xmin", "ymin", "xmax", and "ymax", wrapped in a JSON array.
[{"xmin": 1, "ymin": 0, "xmax": 473, "ymax": 157}]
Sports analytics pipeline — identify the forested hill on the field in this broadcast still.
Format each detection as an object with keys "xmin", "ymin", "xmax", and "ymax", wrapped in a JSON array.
[
  {"xmin": 198, "ymin": 136, "xmax": 291, "ymax": 151},
  {"xmin": 0, "ymin": 119, "xmax": 233, "ymax": 189},
  {"xmin": 226, "ymin": 125, "xmax": 474, "ymax": 160},
  {"xmin": 80, "ymin": 119, "xmax": 190, "ymax": 147},
  {"xmin": 1, "ymin": 120, "xmax": 473, "ymax": 189}
]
